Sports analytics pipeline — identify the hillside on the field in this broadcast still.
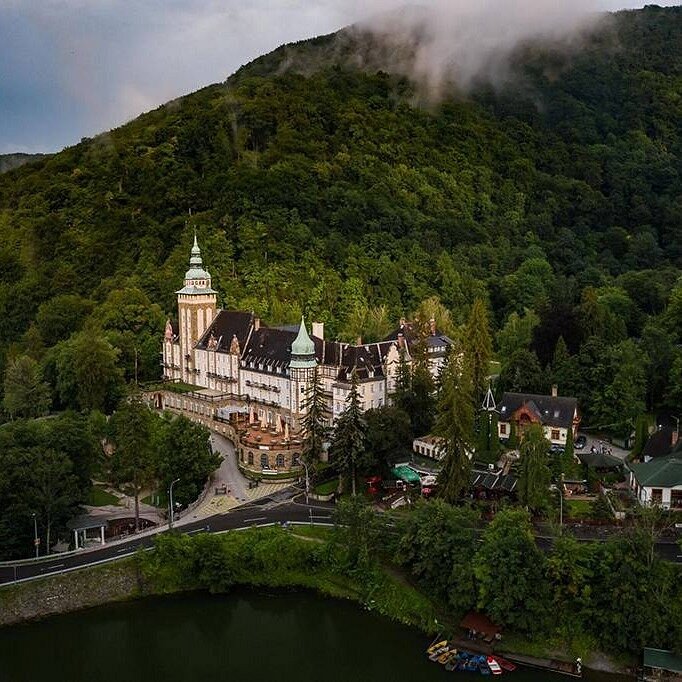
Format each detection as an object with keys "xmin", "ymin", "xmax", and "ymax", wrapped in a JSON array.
[
  {"xmin": 0, "ymin": 153, "xmax": 47, "ymax": 174},
  {"xmin": 0, "ymin": 5, "xmax": 681, "ymax": 427}
]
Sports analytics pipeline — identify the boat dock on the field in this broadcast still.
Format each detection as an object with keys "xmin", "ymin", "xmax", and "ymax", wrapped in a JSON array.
[{"xmin": 501, "ymin": 652, "xmax": 581, "ymax": 677}]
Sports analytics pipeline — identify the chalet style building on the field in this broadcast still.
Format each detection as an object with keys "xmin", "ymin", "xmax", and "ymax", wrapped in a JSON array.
[
  {"xmin": 497, "ymin": 387, "xmax": 580, "ymax": 447},
  {"xmin": 156, "ymin": 237, "xmax": 453, "ymax": 476}
]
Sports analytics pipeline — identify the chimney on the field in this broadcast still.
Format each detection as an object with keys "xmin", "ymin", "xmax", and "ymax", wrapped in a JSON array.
[
  {"xmin": 399, "ymin": 317, "xmax": 406, "ymax": 329},
  {"xmin": 551, "ymin": 385, "xmax": 558, "ymax": 398},
  {"xmin": 312, "ymin": 321, "xmax": 324, "ymax": 340},
  {"xmin": 254, "ymin": 317, "xmax": 260, "ymax": 331},
  {"xmin": 429, "ymin": 317, "xmax": 436, "ymax": 336},
  {"xmin": 397, "ymin": 332, "xmax": 405, "ymax": 349},
  {"xmin": 356, "ymin": 336, "xmax": 362, "ymax": 346}
]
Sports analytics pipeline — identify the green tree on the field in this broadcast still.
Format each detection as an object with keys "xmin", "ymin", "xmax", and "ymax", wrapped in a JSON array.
[
  {"xmin": 462, "ymin": 298, "xmax": 493, "ymax": 404},
  {"xmin": 55, "ymin": 330, "xmax": 124, "ymax": 413},
  {"xmin": 397, "ymin": 500, "xmax": 479, "ymax": 614},
  {"xmin": 300, "ymin": 365, "xmax": 328, "ymax": 467},
  {"xmin": 592, "ymin": 340, "xmax": 646, "ymax": 438},
  {"xmin": 110, "ymin": 398, "xmax": 156, "ymax": 531},
  {"xmin": 517, "ymin": 424, "xmax": 552, "ymax": 513},
  {"xmin": 329, "ymin": 371, "xmax": 368, "ymax": 495},
  {"xmin": 331, "ymin": 496, "xmax": 382, "ymax": 577},
  {"xmin": 473, "ymin": 508, "xmax": 549, "ymax": 634},
  {"xmin": 435, "ymin": 353, "xmax": 474, "ymax": 502},
  {"xmin": 365, "ymin": 406, "xmax": 412, "ymax": 473},
  {"xmin": 496, "ymin": 309, "xmax": 540, "ymax": 361},
  {"xmin": 499, "ymin": 348, "xmax": 546, "ymax": 394},
  {"xmin": 30, "ymin": 448, "xmax": 80, "ymax": 553},
  {"xmin": 2, "ymin": 354, "xmax": 51, "ymax": 419},
  {"xmin": 546, "ymin": 535, "xmax": 595, "ymax": 641},
  {"xmin": 157, "ymin": 416, "xmax": 219, "ymax": 507}
]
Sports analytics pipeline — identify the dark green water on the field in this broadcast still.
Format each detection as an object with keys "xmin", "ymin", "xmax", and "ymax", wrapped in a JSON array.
[{"xmin": 0, "ymin": 591, "xmax": 629, "ymax": 682}]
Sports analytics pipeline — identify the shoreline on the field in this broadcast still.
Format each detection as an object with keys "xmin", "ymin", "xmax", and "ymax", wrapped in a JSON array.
[{"xmin": 0, "ymin": 537, "xmax": 635, "ymax": 679}]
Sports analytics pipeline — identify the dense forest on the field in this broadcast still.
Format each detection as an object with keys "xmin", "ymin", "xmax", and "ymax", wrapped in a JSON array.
[{"xmin": 1, "ymin": 5, "xmax": 681, "ymax": 434}]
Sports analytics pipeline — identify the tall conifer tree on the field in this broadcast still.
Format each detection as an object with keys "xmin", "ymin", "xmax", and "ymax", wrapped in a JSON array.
[
  {"xmin": 435, "ymin": 351, "xmax": 474, "ymax": 502},
  {"xmin": 301, "ymin": 365, "xmax": 328, "ymax": 466},
  {"xmin": 463, "ymin": 298, "xmax": 493, "ymax": 405},
  {"xmin": 330, "ymin": 371, "xmax": 367, "ymax": 495}
]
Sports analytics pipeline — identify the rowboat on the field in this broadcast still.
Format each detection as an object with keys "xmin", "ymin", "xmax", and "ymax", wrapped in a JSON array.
[
  {"xmin": 426, "ymin": 640, "xmax": 448, "ymax": 655},
  {"xmin": 438, "ymin": 649, "xmax": 458, "ymax": 665},
  {"xmin": 487, "ymin": 656, "xmax": 503, "ymax": 675},
  {"xmin": 491, "ymin": 655, "xmax": 517, "ymax": 672}
]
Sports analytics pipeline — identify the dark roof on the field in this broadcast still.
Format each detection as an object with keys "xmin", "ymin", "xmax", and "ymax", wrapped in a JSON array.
[
  {"xmin": 642, "ymin": 427, "xmax": 677, "ymax": 459},
  {"xmin": 243, "ymin": 327, "xmax": 297, "ymax": 373},
  {"xmin": 578, "ymin": 451, "xmax": 623, "ymax": 470},
  {"xmin": 193, "ymin": 310, "xmax": 403, "ymax": 382},
  {"xmin": 498, "ymin": 392, "xmax": 578, "ymax": 429},
  {"xmin": 382, "ymin": 321, "xmax": 453, "ymax": 357},
  {"xmin": 460, "ymin": 612, "xmax": 501, "ymax": 637},
  {"xmin": 196, "ymin": 310, "xmax": 254, "ymax": 353},
  {"xmin": 470, "ymin": 467, "xmax": 517, "ymax": 493},
  {"xmin": 629, "ymin": 454, "xmax": 682, "ymax": 488}
]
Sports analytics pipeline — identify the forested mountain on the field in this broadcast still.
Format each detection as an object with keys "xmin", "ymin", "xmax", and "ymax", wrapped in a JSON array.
[
  {"xmin": 1, "ymin": 5, "xmax": 681, "ymax": 430},
  {"xmin": 0, "ymin": 153, "xmax": 47, "ymax": 174}
]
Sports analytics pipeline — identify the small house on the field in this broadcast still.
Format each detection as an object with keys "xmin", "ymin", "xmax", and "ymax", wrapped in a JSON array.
[{"xmin": 497, "ymin": 386, "xmax": 580, "ymax": 447}]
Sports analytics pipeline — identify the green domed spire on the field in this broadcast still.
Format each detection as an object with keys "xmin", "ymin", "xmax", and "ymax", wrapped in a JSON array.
[
  {"xmin": 176, "ymin": 233, "xmax": 217, "ymax": 295},
  {"xmin": 290, "ymin": 317, "xmax": 316, "ymax": 369}
]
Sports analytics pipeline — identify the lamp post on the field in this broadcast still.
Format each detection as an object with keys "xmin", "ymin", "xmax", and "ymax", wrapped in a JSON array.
[
  {"xmin": 168, "ymin": 478, "xmax": 180, "ymax": 530},
  {"xmin": 32, "ymin": 513, "xmax": 39, "ymax": 558}
]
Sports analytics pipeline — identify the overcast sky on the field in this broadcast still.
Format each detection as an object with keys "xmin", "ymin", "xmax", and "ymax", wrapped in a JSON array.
[{"xmin": 0, "ymin": 1, "xmax": 678, "ymax": 153}]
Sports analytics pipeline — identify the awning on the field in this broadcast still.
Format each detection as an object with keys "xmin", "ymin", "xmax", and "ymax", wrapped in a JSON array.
[
  {"xmin": 643, "ymin": 648, "xmax": 682, "ymax": 674},
  {"xmin": 460, "ymin": 611, "xmax": 502, "ymax": 638},
  {"xmin": 391, "ymin": 466, "xmax": 421, "ymax": 484}
]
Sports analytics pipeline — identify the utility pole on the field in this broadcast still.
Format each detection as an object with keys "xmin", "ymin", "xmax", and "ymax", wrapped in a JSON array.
[
  {"xmin": 169, "ymin": 478, "xmax": 180, "ymax": 530},
  {"xmin": 32, "ymin": 513, "xmax": 39, "ymax": 558}
]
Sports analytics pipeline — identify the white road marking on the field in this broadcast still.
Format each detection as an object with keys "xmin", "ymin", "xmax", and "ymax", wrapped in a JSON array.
[{"xmin": 244, "ymin": 517, "xmax": 267, "ymax": 523}]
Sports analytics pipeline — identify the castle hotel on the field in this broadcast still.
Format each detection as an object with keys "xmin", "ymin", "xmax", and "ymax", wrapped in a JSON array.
[{"xmin": 155, "ymin": 237, "xmax": 452, "ymax": 477}]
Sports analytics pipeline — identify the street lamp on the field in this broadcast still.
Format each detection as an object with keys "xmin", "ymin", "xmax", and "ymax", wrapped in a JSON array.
[
  {"xmin": 168, "ymin": 478, "xmax": 180, "ymax": 530},
  {"xmin": 32, "ymin": 513, "xmax": 39, "ymax": 558}
]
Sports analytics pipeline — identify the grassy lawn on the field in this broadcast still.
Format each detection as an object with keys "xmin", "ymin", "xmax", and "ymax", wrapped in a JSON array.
[
  {"xmin": 290, "ymin": 525, "xmax": 334, "ymax": 541},
  {"xmin": 142, "ymin": 490, "xmax": 169, "ymax": 508},
  {"xmin": 313, "ymin": 479, "xmax": 338, "ymax": 496},
  {"xmin": 86, "ymin": 486, "xmax": 120, "ymax": 507},
  {"xmin": 566, "ymin": 499, "xmax": 592, "ymax": 519}
]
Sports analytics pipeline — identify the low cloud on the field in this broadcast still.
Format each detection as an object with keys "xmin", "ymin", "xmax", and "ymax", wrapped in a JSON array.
[{"xmin": 0, "ymin": 0, "xmax": 677, "ymax": 151}]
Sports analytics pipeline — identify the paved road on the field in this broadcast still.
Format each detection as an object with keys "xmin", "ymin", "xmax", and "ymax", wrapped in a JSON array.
[
  {"xmin": 1, "ymin": 497, "xmax": 679, "ymax": 587},
  {"xmin": 0, "ymin": 496, "xmax": 335, "ymax": 586}
]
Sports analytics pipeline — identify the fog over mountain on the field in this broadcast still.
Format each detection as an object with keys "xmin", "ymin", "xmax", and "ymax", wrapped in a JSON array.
[{"xmin": 0, "ymin": 0, "xmax": 678, "ymax": 152}]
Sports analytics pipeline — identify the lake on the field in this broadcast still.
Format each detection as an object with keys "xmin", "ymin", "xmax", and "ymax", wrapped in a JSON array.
[{"xmin": 0, "ymin": 591, "xmax": 630, "ymax": 682}]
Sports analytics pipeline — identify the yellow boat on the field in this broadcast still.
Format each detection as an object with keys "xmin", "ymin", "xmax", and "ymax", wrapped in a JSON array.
[
  {"xmin": 438, "ymin": 649, "xmax": 458, "ymax": 665},
  {"xmin": 426, "ymin": 640, "xmax": 448, "ymax": 655}
]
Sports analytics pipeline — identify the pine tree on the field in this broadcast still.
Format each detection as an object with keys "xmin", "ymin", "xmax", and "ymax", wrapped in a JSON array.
[
  {"xmin": 518, "ymin": 424, "xmax": 552, "ymax": 513},
  {"xmin": 330, "ymin": 371, "xmax": 368, "ymax": 495},
  {"xmin": 392, "ymin": 348, "xmax": 411, "ymax": 411},
  {"xmin": 300, "ymin": 365, "xmax": 328, "ymax": 466},
  {"xmin": 435, "ymin": 352, "xmax": 474, "ymax": 502},
  {"xmin": 463, "ymin": 298, "xmax": 493, "ymax": 405}
]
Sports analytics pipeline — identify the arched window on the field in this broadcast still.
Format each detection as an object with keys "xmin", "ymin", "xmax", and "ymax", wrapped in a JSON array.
[
  {"xmin": 276, "ymin": 454, "xmax": 285, "ymax": 468},
  {"xmin": 248, "ymin": 452, "xmax": 254, "ymax": 466},
  {"xmin": 261, "ymin": 453, "xmax": 268, "ymax": 469},
  {"xmin": 292, "ymin": 453, "xmax": 300, "ymax": 466}
]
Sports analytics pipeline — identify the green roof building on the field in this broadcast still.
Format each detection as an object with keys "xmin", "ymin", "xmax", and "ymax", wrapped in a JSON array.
[{"xmin": 628, "ymin": 454, "xmax": 682, "ymax": 509}]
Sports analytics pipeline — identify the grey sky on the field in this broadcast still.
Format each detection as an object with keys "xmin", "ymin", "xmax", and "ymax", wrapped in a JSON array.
[{"xmin": 0, "ymin": 1, "xmax": 678, "ymax": 153}]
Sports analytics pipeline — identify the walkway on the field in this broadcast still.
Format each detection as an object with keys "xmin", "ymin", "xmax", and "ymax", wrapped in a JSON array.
[{"xmin": 187, "ymin": 433, "xmax": 292, "ymax": 518}]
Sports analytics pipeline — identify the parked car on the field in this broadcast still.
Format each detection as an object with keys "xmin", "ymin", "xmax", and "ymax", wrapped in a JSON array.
[
  {"xmin": 575, "ymin": 435, "xmax": 587, "ymax": 450},
  {"xmin": 549, "ymin": 444, "xmax": 565, "ymax": 455}
]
